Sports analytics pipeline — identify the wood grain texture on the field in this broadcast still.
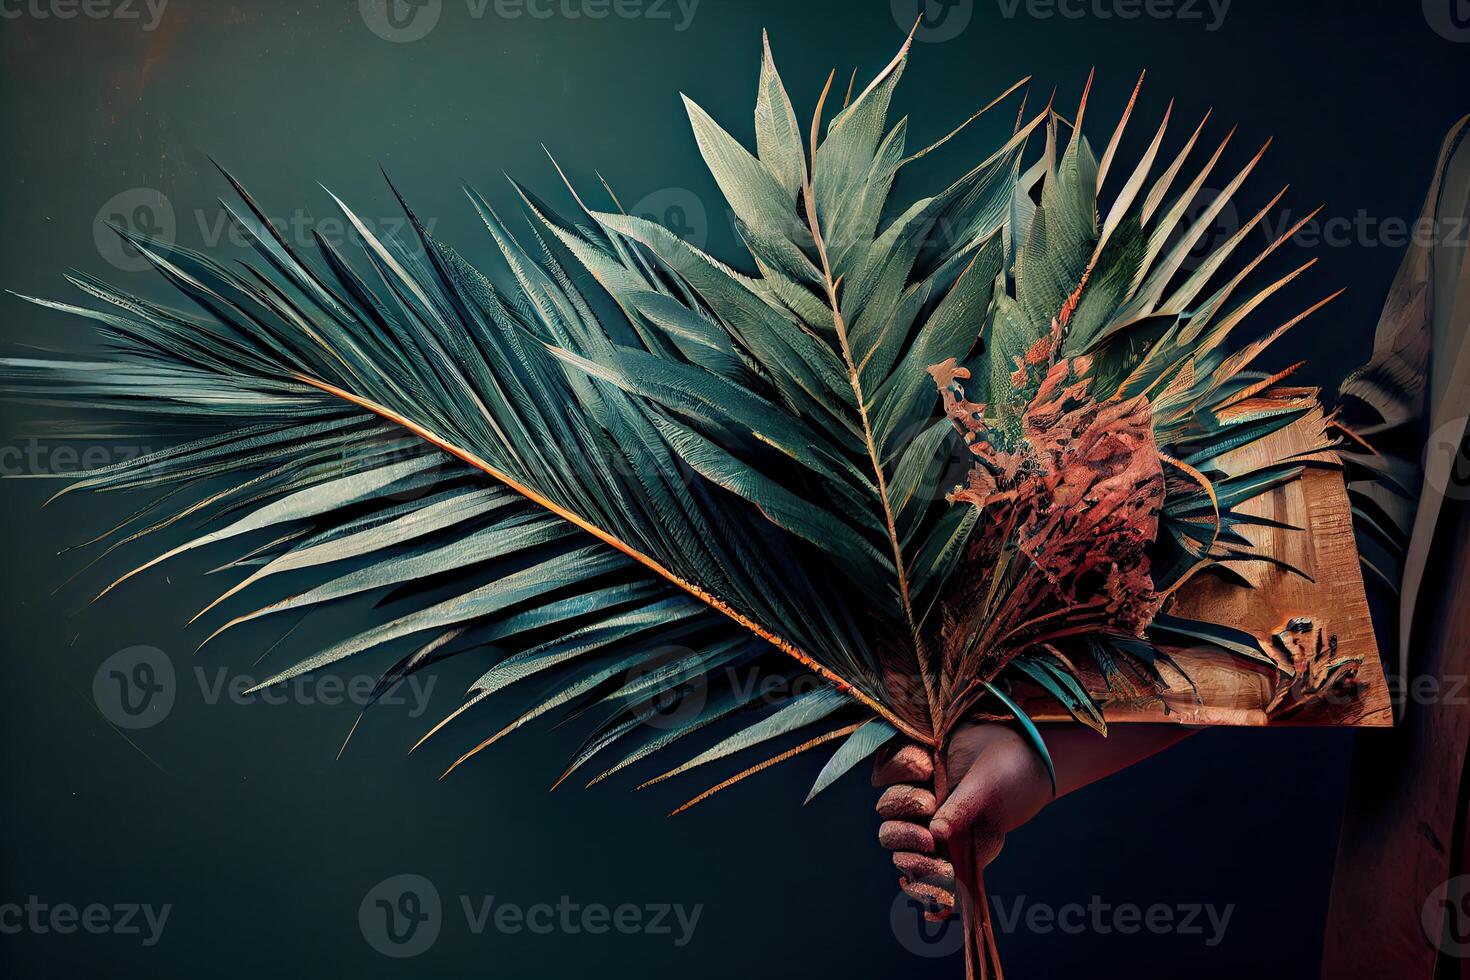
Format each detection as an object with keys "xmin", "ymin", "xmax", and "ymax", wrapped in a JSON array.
[{"xmin": 1014, "ymin": 401, "xmax": 1390, "ymax": 728}]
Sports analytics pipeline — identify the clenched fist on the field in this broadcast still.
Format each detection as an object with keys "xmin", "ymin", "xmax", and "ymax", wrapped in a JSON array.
[
  {"xmin": 873, "ymin": 723, "xmax": 1054, "ymax": 918},
  {"xmin": 875, "ymin": 722, "xmax": 1196, "ymax": 918}
]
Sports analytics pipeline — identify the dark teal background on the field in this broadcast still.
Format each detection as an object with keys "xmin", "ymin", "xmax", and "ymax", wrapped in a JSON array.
[{"xmin": 1, "ymin": 1, "xmax": 1466, "ymax": 977}]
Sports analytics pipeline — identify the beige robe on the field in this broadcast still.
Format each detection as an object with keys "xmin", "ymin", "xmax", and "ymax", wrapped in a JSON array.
[{"xmin": 1323, "ymin": 114, "xmax": 1470, "ymax": 980}]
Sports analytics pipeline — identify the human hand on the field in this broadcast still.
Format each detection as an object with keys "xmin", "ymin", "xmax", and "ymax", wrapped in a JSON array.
[
  {"xmin": 873, "ymin": 722, "xmax": 1053, "ymax": 918},
  {"xmin": 874, "ymin": 721, "xmax": 1195, "ymax": 917}
]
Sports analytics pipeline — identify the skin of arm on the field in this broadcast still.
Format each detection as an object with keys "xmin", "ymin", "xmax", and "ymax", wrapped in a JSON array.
[{"xmin": 873, "ymin": 722, "xmax": 1198, "ymax": 912}]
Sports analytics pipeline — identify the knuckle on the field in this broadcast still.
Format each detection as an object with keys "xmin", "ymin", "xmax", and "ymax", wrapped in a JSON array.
[
  {"xmin": 878, "ymin": 819, "xmax": 936, "ymax": 854},
  {"xmin": 876, "ymin": 783, "xmax": 937, "ymax": 819},
  {"xmin": 892, "ymin": 851, "xmax": 956, "ymax": 884}
]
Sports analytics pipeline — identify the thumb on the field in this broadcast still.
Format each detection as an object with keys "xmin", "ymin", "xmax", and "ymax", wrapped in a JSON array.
[
  {"xmin": 928, "ymin": 754, "xmax": 998, "ymax": 845},
  {"xmin": 930, "ymin": 736, "xmax": 1050, "ymax": 844}
]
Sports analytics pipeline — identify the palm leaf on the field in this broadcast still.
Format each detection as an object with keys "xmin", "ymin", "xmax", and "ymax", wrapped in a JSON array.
[{"xmin": 2, "ymin": 34, "xmax": 1367, "ymax": 841}]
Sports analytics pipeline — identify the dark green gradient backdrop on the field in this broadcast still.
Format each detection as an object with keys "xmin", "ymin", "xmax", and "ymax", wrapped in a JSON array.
[{"xmin": 1, "ymin": 1, "xmax": 1465, "ymax": 977}]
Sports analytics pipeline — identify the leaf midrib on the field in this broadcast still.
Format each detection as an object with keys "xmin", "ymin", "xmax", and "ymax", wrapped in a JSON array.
[{"xmin": 291, "ymin": 370, "xmax": 930, "ymax": 744}]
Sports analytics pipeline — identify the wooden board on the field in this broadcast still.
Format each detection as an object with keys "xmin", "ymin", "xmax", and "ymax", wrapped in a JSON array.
[{"xmin": 1013, "ymin": 399, "xmax": 1391, "ymax": 728}]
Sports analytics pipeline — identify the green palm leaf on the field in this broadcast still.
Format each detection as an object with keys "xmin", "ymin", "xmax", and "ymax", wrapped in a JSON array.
[{"xmin": 4, "ymin": 32, "xmax": 1348, "ymax": 821}]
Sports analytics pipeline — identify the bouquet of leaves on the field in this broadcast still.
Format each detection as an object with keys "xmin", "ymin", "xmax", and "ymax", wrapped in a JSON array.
[{"xmin": 5, "ymin": 27, "xmax": 1386, "ymax": 977}]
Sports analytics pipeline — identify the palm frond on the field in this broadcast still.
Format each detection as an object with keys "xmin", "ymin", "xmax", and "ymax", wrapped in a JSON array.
[{"xmin": 4, "ymin": 32, "xmax": 1369, "ymax": 813}]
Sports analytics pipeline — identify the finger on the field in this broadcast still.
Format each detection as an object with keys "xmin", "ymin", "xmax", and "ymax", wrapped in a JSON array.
[
  {"xmin": 892, "ymin": 851, "xmax": 955, "ymax": 884},
  {"xmin": 872, "ymin": 744, "xmax": 934, "ymax": 787},
  {"xmin": 930, "ymin": 739, "xmax": 1047, "ymax": 844},
  {"xmin": 878, "ymin": 819, "xmax": 934, "ymax": 853},
  {"xmin": 876, "ymin": 784, "xmax": 937, "ymax": 819},
  {"xmin": 899, "ymin": 876, "xmax": 955, "ymax": 919},
  {"xmin": 928, "ymin": 759, "xmax": 996, "ymax": 846}
]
